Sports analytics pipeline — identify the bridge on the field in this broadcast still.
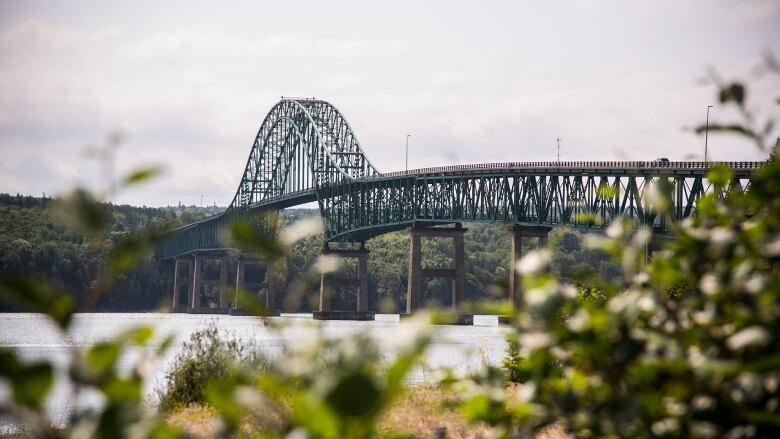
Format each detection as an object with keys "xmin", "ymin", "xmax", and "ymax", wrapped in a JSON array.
[{"xmin": 159, "ymin": 98, "xmax": 762, "ymax": 320}]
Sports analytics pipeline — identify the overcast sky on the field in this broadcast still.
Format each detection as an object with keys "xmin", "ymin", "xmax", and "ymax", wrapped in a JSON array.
[{"xmin": 1, "ymin": 0, "xmax": 778, "ymax": 207}]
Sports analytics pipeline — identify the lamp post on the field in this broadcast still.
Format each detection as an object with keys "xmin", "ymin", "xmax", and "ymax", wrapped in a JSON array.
[
  {"xmin": 705, "ymin": 105, "xmax": 713, "ymax": 163},
  {"xmin": 556, "ymin": 137, "xmax": 561, "ymax": 163},
  {"xmin": 405, "ymin": 134, "xmax": 411, "ymax": 172}
]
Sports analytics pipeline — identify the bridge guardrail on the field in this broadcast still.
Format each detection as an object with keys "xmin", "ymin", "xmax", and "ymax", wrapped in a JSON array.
[{"xmin": 372, "ymin": 160, "xmax": 765, "ymax": 179}]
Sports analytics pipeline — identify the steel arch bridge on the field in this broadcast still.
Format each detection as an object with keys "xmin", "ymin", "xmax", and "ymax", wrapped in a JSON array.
[{"xmin": 156, "ymin": 98, "xmax": 762, "ymax": 260}]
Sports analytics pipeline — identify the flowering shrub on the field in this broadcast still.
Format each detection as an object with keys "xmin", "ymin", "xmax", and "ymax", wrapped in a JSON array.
[{"xmin": 459, "ymin": 58, "xmax": 780, "ymax": 438}]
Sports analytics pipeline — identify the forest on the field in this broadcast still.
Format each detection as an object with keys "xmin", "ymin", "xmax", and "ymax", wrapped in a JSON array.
[{"xmin": 0, "ymin": 192, "xmax": 619, "ymax": 313}]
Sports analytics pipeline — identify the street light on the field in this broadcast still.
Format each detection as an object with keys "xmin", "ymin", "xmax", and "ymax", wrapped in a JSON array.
[
  {"xmin": 556, "ymin": 137, "xmax": 562, "ymax": 163},
  {"xmin": 405, "ymin": 134, "xmax": 411, "ymax": 172},
  {"xmin": 705, "ymin": 105, "xmax": 714, "ymax": 163}
]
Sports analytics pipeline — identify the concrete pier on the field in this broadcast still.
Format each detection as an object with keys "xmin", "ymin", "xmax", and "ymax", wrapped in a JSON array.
[
  {"xmin": 406, "ymin": 225, "xmax": 468, "ymax": 323},
  {"xmin": 171, "ymin": 257, "xmax": 193, "ymax": 312},
  {"xmin": 171, "ymin": 251, "xmax": 278, "ymax": 316},
  {"xmin": 506, "ymin": 224, "xmax": 552, "ymax": 314},
  {"xmin": 315, "ymin": 246, "xmax": 373, "ymax": 320},
  {"xmin": 232, "ymin": 256, "xmax": 278, "ymax": 316}
]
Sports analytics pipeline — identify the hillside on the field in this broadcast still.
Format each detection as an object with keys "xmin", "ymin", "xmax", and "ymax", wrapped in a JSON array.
[{"xmin": 0, "ymin": 193, "xmax": 618, "ymax": 312}]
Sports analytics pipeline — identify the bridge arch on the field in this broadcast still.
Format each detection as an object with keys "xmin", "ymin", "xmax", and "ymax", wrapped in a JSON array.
[{"xmin": 229, "ymin": 98, "xmax": 380, "ymax": 213}]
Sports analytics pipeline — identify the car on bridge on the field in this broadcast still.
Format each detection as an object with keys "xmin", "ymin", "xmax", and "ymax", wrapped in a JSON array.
[{"xmin": 651, "ymin": 157, "xmax": 670, "ymax": 166}]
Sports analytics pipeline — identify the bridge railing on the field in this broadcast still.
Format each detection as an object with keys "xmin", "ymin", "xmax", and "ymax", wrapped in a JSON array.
[{"xmin": 372, "ymin": 160, "xmax": 764, "ymax": 179}]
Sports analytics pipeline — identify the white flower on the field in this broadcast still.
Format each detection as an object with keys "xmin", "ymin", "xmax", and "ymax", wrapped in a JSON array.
[
  {"xmin": 524, "ymin": 287, "xmax": 552, "ymax": 306},
  {"xmin": 516, "ymin": 249, "xmax": 551, "ymax": 275},
  {"xmin": 744, "ymin": 274, "xmax": 765, "ymax": 294},
  {"xmin": 280, "ymin": 217, "xmax": 324, "ymax": 246},
  {"xmin": 561, "ymin": 284, "xmax": 578, "ymax": 299},
  {"xmin": 762, "ymin": 235, "xmax": 780, "ymax": 257},
  {"xmin": 726, "ymin": 326, "xmax": 769, "ymax": 351},
  {"xmin": 608, "ymin": 291, "xmax": 639, "ymax": 313},
  {"xmin": 566, "ymin": 309, "xmax": 589, "ymax": 332},
  {"xmin": 637, "ymin": 295, "xmax": 655, "ymax": 312},
  {"xmin": 632, "ymin": 226, "xmax": 652, "ymax": 247},
  {"xmin": 233, "ymin": 386, "xmax": 263, "ymax": 409},
  {"xmin": 516, "ymin": 383, "xmax": 536, "ymax": 402},
  {"xmin": 692, "ymin": 305, "xmax": 714, "ymax": 325},
  {"xmin": 687, "ymin": 347, "xmax": 706, "ymax": 368},
  {"xmin": 606, "ymin": 220, "xmax": 624, "ymax": 239},
  {"xmin": 315, "ymin": 254, "xmax": 342, "ymax": 274},
  {"xmin": 709, "ymin": 227, "xmax": 734, "ymax": 250},
  {"xmin": 633, "ymin": 272, "xmax": 650, "ymax": 285},
  {"xmin": 651, "ymin": 418, "xmax": 680, "ymax": 436},
  {"xmin": 690, "ymin": 421, "xmax": 718, "ymax": 438},
  {"xmin": 518, "ymin": 332, "xmax": 553, "ymax": 353},
  {"xmin": 691, "ymin": 395, "xmax": 715, "ymax": 411},
  {"xmin": 583, "ymin": 234, "xmax": 607, "ymax": 250},
  {"xmin": 699, "ymin": 273, "xmax": 719, "ymax": 296}
]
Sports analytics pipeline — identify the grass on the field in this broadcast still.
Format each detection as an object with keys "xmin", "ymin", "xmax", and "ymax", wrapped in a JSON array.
[{"xmin": 165, "ymin": 385, "xmax": 571, "ymax": 438}]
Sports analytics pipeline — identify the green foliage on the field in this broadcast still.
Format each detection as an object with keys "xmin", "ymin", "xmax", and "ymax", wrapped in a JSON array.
[
  {"xmin": 459, "ymin": 59, "xmax": 780, "ymax": 438},
  {"xmin": 0, "ymin": 351, "xmax": 53, "ymax": 408},
  {"xmin": 203, "ymin": 321, "xmax": 432, "ymax": 438},
  {"xmin": 157, "ymin": 323, "xmax": 266, "ymax": 412},
  {"xmin": 0, "ymin": 193, "xmax": 224, "ymax": 311},
  {"xmin": 501, "ymin": 337, "xmax": 526, "ymax": 385}
]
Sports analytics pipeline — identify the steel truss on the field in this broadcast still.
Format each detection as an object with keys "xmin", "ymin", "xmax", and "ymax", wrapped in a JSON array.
[{"xmin": 156, "ymin": 99, "xmax": 762, "ymax": 260}]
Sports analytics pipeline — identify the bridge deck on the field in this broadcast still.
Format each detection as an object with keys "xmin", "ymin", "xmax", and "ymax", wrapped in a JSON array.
[{"xmin": 157, "ymin": 160, "xmax": 763, "ymax": 260}]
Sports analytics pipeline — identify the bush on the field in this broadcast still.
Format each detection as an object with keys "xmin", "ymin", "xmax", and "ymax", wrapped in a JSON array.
[
  {"xmin": 459, "ymin": 59, "xmax": 780, "ymax": 438},
  {"xmin": 157, "ymin": 323, "xmax": 266, "ymax": 411}
]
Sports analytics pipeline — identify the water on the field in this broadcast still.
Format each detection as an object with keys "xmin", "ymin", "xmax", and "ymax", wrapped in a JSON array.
[{"xmin": 0, "ymin": 312, "xmax": 510, "ymax": 428}]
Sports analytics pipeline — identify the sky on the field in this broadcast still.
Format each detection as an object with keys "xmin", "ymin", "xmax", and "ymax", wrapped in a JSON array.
[{"xmin": 0, "ymin": 0, "xmax": 778, "ymax": 207}]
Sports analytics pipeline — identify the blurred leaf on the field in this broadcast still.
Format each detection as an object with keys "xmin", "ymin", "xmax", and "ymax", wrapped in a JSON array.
[
  {"xmin": 148, "ymin": 423, "xmax": 186, "ymax": 439},
  {"xmin": 206, "ymin": 378, "xmax": 245, "ymax": 432},
  {"xmin": 0, "ymin": 352, "xmax": 54, "ymax": 408},
  {"xmin": 157, "ymin": 335, "xmax": 175, "ymax": 356},
  {"xmin": 121, "ymin": 326, "xmax": 154, "ymax": 345},
  {"xmin": 101, "ymin": 376, "xmax": 141, "ymax": 403},
  {"xmin": 14, "ymin": 363, "xmax": 54, "ymax": 408},
  {"xmin": 230, "ymin": 219, "xmax": 284, "ymax": 260},
  {"xmin": 325, "ymin": 372, "xmax": 381, "ymax": 417},
  {"xmin": 86, "ymin": 342, "xmax": 121, "ymax": 375},
  {"xmin": 385, "ymin": 338, "xmax": 428, "ymax": 392},
  {"xmin": 0, "ymin": 274, "xmax": 75, "ymax": 328},
  {"xmin": 719, "ymin": 82, "xmax": 745, "ymax": 105},
  {"xmin": 234, "ymin": 288, "xmax": 271, "ymax": 317},
  {"xmin": 108, "ymin": 227, "xmax": 166, "ymax": 276},
  {"xmin": 291, "ymin": 393, "xmax": 340, "ymax": 438},
  {"xmin": 694, "ymin": 123, "xmax": 753, "ymax": 138},
  {"xmin": 49, "ymin": 188, "xmax": 110, "ymax": 236},
  {"xmin": 121, "ymin": 166, "xmax": 163, "ymax": 187},
  {"xmin": 706, "ymin": 165, "xmax": 734, "ymax": 189}
]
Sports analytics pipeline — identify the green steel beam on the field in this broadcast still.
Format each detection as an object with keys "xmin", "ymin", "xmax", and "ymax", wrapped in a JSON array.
[{"xmin": 156, "ymin": 99, "xmax": 764, "ymax": 260}]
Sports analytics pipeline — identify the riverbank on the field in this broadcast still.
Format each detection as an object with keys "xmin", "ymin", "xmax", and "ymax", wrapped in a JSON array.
[{"xmin": 166, "ymin": 386, "xmax": 570, "ymax": 439}]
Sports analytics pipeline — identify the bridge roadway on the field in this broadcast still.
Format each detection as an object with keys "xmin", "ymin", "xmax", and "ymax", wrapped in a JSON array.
[
  {"xmin": 158, "ymin": 97, "xmax": 761, "ymax": 320},
  {"xmin": 161, "ymin": 159, "xmax": 759, "ymax": 251}
]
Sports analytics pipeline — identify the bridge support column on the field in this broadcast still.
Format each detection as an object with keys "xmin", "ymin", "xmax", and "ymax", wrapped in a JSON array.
[
  {"xmin": 190, "ymin": 253, "xmax": 202, "ymax": 312},
  {"xmin": 171, "ymin": 257, "xmax": 192, "ymax": 312},
  {"xmin": 507, "ymin": 225, "xmax": 552, "ymax": 313},
  {"xmin": 219, "ymin": 256, "xmax": 229, "ymax": 309},
  {"xmin": 315, "ymin": 246, "xmax": 373, "ymax": 320},
  {"xmin": 405, "ymin": 225, "xmax": 470, "ymax": 324},
  {"xmin": 231, "ymin": 256, "xmax": 278, "ymax": 316},
  {"xmin": 186, "ymin": 252, "xmax": 234, "ymax": 314}
]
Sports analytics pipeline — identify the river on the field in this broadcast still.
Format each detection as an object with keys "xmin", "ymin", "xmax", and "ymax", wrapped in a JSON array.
[{"xmin": 0, "ymin": 312, "xmax": 509, "ymax": 428}]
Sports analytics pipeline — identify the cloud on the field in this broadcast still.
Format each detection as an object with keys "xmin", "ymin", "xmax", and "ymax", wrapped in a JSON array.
[{"xmin": 0, "ymin": 1, "xmax": 778, "ymax": 207}]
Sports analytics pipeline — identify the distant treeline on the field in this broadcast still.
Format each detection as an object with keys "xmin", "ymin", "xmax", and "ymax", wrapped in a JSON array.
[{"xmin": 0, "ymin": 193, "xmax": 619, "ymax": 312}]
